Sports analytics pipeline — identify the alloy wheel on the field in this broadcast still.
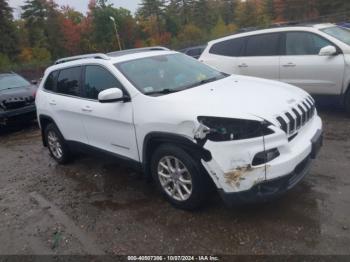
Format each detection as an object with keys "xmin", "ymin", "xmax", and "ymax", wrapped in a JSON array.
[{"xmin": 157, "ymin": 156, "xmax": 193, "ymax": 201}]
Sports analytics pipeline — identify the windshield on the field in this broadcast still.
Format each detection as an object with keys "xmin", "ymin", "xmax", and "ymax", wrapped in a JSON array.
[
  {"xmin": 115, "ymin": 53, "xmax": 227, "ymax": 95},
  {"xmin": 320, "ymin": 26, "xmax": 350, "ymax": 46},
  {"xmin": 0, "ymin": 74, "xmax": 30, "ymax": 91}
]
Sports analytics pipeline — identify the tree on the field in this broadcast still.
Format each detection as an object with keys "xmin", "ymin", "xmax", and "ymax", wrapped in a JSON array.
[
  {"xmin": 0, "ymin": 0, "xmax": 19, "ymax": 58},
  {"xmin": 211, "ymin": 16, "xmax": 228, "ymax": 38},
  {"xmin": 220, "ymin": 0, "xmax": 237, "ymax": 25},
  {"xmin": 22, "ymin": 0, "xmax": 49, "ymax": 48},
  {"xmin": 177, "ymin": 24, "xmax": 205, "ymax": 48},
  {"xmin": 256, "ymin": 0, "xmax": 274, "ymax": 27},
  {"xmin": 137, "ymin": 0, "xmax": 166, "ymax": 37},
  {"xmin": 45, "ymin": 0, "xmax": 66, "ymax": 58},
  {"xmin": 282, "ymin": 0, "xmax": 318, "ymax": 22},
  {"xmin": 192, "ymin": 0, "xmax": 217, "ymax": 33},
  {"xmin": 61, "ymin": 5, "xmax": 84, "ymax": 24},
  {"xmin": 234, "ymin": 0, "xmax": 257, "ymax": 28}
]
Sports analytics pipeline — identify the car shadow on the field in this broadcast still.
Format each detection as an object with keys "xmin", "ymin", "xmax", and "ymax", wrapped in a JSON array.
[{"xmin": 0, "ymin": 121, "xmax": 38, "ymax": 137}]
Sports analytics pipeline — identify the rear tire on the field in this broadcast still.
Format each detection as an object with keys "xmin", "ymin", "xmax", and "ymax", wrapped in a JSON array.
[
  {"xmin": 44, "ymin": 123, "xmax": 71, "ymax": 164},
  {"xmin": 151, "ymin": 144, "xmax": 211, "ymax": 210}
]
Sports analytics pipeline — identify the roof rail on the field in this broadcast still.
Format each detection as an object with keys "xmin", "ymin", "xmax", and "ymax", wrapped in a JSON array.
[
  {"xmin": 54, "ymin": 53, "xmax": 110, "ymax": 65},
  {"xmin": 107, "ymin": 46, "xmax": 169, "ymax": 57}
]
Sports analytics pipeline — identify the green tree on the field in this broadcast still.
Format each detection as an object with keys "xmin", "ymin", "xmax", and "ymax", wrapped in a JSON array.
[
  {"xmin": 0, "ymin": 0, "xmax": 19, "ymax": 58},
  {"xmin": 234, "ymin": 0, "xmax": 257, "ymax": 28},
  {"xmin": 177, "ymin": 23, "xmax": 205, "ymax": 48},
  {"xmin": 220, "ymin": 0, "xmax": 237, "ymax": 25},
  {"xmin": 137, "ymin": 0, "xmax": 166, "ymax": 37},
  {"xmin": 22, "ymin": 0, "xmax": 49, "ymax": 49},
  {"xmin": 211, "ymin": 16, "xmax": 228, "ymax": 38},
  {"xmin": 192, "ymin": 0, "xmax": 217, "ymax": 33}
]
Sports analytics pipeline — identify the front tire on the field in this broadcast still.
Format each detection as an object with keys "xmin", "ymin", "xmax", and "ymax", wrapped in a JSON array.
[
  {"xmin": 151, "ymin": 144, "xmax": 210, "ymax": 210},
  {"xmin": 44, "ymin": 123, "xmax": 70, "ymax": 164}
]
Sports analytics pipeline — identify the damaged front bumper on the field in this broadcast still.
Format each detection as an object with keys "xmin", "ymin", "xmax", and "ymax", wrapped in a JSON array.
[
  {"xmin": 200, "ymin": 114, "xmax": 323, "ymax": 205},
  {"xmin": 0, "ymin": 105, "xmax": 36, "ymax": 125},
  {"xmin": 218, "ymin": 153, "xmax": 312, "ymax": 205}
]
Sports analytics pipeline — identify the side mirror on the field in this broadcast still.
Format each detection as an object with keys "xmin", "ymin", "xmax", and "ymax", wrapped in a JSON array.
[
  {"xmin": 98, "ymin": 88, "xmax": 130, "ymax": 103},
  {"xmin": 31, "ymin": 79, "xmax": 38, "ymax": 85},
  {"xmin": 319, "ymin": 45, "xmax": 337, "ymax": 56}
]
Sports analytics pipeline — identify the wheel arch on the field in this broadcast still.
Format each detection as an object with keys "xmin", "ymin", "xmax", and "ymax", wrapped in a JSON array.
[
  {"xmin": 141, "ymin": 132, "xmax": 212, "ymax": 179},
  {"xmin": 38, "ymin": 114, "xmax": 59, "ymax": 147}
]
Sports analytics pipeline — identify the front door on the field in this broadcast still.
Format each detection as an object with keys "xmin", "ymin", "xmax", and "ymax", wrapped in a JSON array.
[{"xmin": 280, "ymin": 31, "xmax": 345, "ymax": 95}]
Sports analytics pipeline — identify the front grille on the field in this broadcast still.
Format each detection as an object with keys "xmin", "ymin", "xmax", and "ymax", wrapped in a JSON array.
[
  {"xmin": 2, "ymin": 96, "xmax": 35, "ymax": 110},
  {"xmin": 276, "ymin": 96, "xmax": 315, "ymax": 137}
]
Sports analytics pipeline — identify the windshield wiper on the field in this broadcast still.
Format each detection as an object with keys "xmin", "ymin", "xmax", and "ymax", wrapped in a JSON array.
[
  {"xmin": 144, "ymin": 76, "xmax": 225, "ymax": 96},
  {"xmin": 182, "ymin": 76, "xmax": 220, "ymax": 90},
  {"xmin": 144, "ymin": 88, "xmax": 180, "ymax": 96}
]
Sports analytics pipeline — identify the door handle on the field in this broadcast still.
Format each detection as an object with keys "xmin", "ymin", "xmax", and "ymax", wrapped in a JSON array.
[
  {"xmin": 49, "ymin": 100, "xmax": 56, "ymax": 106},
  {"xmin": 283, "ymin": 62, "xmax": 296, "ymax": 67},
  {"xmin": 238, "ymin": 63, "xmax": 248, "ymax": 68},
  {"xmin": 81, "ymin": 106, "xmax": 92, "ymax": 112}
]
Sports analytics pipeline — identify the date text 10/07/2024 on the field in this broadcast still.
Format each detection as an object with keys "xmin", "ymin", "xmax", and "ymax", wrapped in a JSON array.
[{"xmin": 127, "ymin": 256, "xmax": 220, "ymax": 261}]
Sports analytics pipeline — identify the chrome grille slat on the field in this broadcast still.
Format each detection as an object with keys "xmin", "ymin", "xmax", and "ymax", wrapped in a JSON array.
[
  {"xmin": 292, "ymin": 108, "xmax": 302, "ymax": 129},
  {"xmin": 275, "ymin": 97, "xmax": 316, "ymax": 137}
]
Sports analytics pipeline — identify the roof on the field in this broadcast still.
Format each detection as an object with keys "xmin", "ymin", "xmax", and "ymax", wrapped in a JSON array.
[
  {"xmin": 46, "ymin": 48, "xmax": 176, "ymax": 75},
  {"xmin": 54, "ymin": 47, "xmax": 170, "ymax": 65},
  {"xmin": 107, "ymin": 46, "xmax": 169, "ymax": 57},
  {"xmin": 208, "ymin": 23, "xmax": 336, "ymax": 45}
]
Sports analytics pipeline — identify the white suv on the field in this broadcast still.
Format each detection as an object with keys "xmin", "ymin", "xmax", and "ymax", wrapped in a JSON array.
[
  {"xmin": 200, "ymin": 23, "xmax": 350, "ymax": 113},
  {"xmin": 36, "ymin": 48, "xmax": 323, "ymax": 210}
]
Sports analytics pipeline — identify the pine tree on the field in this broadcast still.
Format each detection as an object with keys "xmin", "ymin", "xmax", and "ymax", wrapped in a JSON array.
[
  {"xmin": 0, "ymin": 0, "xmax": 19, "ymax": 58},
  {"xmin": 138, "ymin": 0, "xmax": 166, "ymax": 37},
  {"xmin": 22, "ymin": 0, "xmax": 49, "ymax": 48},
  {"xmin": 192, "ymin": 0, "xmax": 216, "ymax": 32}
]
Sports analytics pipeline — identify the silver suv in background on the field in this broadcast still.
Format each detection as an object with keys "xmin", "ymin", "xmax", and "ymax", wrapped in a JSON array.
[{"xmin": 200, "ymin": 23, "xmax": 350, "ymax": 113}]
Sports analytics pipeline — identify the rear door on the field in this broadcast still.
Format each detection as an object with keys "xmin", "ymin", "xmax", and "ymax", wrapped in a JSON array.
[
  {"xmin": 200, "ymin": 37, "xmax": 245, "ymax": 74},
  {"xmin": 47, "ymin": 66, "xmax": 88, "ymax": 144},
  {"xmin": 236, "ymin": 33, "xmax": 281, "ymax": 80},
  {"xmin": 80, "ymin": 65, "xmax": 139, "ymax": 161},
  {"xmin": 279, "ymin": 31, "xmax": 345, "ymax": 95}
]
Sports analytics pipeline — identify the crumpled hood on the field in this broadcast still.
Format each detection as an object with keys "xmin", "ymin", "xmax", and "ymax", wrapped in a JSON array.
[{"xmin": 151, "ymin": 75, "xmax": 310, "ymax": 124}]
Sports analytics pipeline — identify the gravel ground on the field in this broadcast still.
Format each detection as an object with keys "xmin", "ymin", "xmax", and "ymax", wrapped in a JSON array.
[{"xmin": 0, "ymin": 108, "xmax": 349, "ymax": 256}]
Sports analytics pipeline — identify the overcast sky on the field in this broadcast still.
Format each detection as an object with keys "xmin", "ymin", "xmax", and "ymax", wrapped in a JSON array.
[{"xmin": 9, "ymin": 0, "xmax": 142, "ymax": 17}]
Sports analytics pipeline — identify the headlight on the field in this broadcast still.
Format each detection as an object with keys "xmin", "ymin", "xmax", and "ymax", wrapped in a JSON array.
[{"xmin": 196, "ymin": 116, "xmax": 274, "ymax": 142}]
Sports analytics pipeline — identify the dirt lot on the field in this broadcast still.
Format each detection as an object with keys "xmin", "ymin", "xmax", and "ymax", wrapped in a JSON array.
[{"xmin": 0, "ymin": 108, "xmax": 349, "ymax": 256}]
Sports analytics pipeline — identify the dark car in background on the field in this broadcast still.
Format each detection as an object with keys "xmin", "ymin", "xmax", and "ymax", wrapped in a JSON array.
[
  {"xmin": 179, "ymin": 45, "xmax": 206, "ymax": 59},
  {"xmin": 0, "ymin": 72, "xmax": 37, "ymax": 127}
]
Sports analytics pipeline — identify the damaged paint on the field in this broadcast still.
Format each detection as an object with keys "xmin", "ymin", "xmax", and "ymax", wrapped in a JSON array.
[{"xmin": 224, "ymin": 164, "xmax": 265, "ymax": 187}]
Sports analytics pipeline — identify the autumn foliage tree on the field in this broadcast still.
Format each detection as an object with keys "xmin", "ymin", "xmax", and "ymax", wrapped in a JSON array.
[{"xmin": 1, "ymin": 0, "xmax": 349, "ymax": 71}]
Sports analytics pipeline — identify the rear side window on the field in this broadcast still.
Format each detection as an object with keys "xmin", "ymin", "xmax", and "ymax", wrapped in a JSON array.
[
  {"xmin": 44, "ymin": 71, "xmax": 58, "ymax": 91},
  {"xmin": 245, "ymin": 33, "xmax": 280, "ymax": 56},
  {"xmin": 84, "ymin": 65, "xmax": 124, "ymax": 100},
  {"xmin": 56, "ymin": 67, "xmax": 82, "ymax": 96},
  {"xmin": 209, "ymin": 38, "xmax": 245, "ymax": 57},
  {"xmin": 285, "ymin": 32, "xmax": 333, "ymax": 55}
]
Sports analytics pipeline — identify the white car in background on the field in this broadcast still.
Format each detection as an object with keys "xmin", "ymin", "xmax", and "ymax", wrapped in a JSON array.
[
  {"xmin": 200, "ymin": 23, "xmax": 350, "ymax": 113},
  {"xmin": 35, "ymin": 48, "xmax": 322, "ymax": 210}
]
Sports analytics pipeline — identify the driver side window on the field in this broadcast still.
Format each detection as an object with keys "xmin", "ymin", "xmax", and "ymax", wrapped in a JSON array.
[
  {"xmin": 285, "ymin": 32, "xmax": 333, "ymax": 55},
  {"xmin": 84, "ymin": 65, "xmax": 123, "ymax": 100}
]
